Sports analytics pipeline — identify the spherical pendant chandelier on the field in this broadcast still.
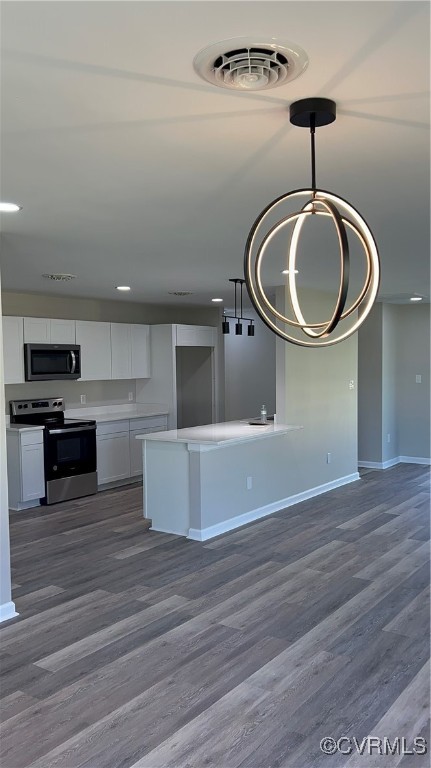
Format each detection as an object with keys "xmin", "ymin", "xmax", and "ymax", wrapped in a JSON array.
[{"xmin": 244, "ymin": 98, "xmax": 380, "ymax": 347}]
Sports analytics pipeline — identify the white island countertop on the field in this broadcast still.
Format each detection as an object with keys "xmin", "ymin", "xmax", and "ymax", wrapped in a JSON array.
[{"xmin": 136, "ymin": 420, "xmax": 301, "ymax": 447}]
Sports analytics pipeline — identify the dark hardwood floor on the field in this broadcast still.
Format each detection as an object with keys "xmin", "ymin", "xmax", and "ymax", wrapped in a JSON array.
[{"xmin": 0, "ymin": 464, "xmax": 429, "ymax": 768}]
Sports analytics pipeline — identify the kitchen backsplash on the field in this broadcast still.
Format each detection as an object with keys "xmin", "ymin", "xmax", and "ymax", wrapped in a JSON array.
[{"xmin": 4, "ymin": 379, "xmax": 136, "ymax": 413}]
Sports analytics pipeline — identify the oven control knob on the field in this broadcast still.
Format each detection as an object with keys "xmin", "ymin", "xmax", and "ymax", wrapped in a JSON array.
[
  {"xmin": 53, "ymin": 465, "xmax": 58, "ymax": 471},
  {"xmin": 24, "ymin": 404, "xmax": 28, "ymax": 408},
  {"xmin": 18, "ymin": 404, "xmax": 22, "ymax": 409}
]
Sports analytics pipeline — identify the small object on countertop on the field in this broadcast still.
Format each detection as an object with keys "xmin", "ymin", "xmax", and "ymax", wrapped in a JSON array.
[{"xmin": 260, "ymin": 404, "xmax": 267, "ymax": 423}]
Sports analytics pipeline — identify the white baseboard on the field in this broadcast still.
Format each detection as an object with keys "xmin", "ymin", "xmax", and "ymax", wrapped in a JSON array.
[
  {"xmin": 0, "ymin": 601, "xmax": 18, "ymax": 624},
  {"xmin": 358, "ymin": 458, "xmax": 399, "ymax": 470},
  {"xmin": 9, "ymin": 498, "xmax": 41, "ymax": 512},
  {"xmin": 188, "ymin": 472, "xmax": 360, "ymax": 542},
  {"xmin": 399, "ymin": 456, "xmax": 431, "ymax": 465},
  {"xmin": 150, "ymin": 525, "xmax": 187, "ymax": 537},
  {"xmin": 359, "ymin": 456, "xmax": 430, "ymax": 469}
]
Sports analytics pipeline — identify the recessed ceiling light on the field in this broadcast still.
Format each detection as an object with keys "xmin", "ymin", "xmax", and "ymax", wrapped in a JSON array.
[
  {"xmin": 212, "ymin": 298, "xmax": 223, "ymax": 302},
  {"xmin": 281, "ymin": 269, "xmax": 299, "ymax": 274},
  {"xmin": 116, "ymin": 286, "xmax": 131, "ymax": 291},
  {"xmin": 410, "ymin": 296, "xmax": 422, "ymax": 302},
  {"xmin": 0, "ymin": 202, "xmax": 22, "ymax": 212}
]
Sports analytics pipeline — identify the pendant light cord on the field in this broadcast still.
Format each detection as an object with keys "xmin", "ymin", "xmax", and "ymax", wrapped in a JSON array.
[{"xmin": 310, "ymin": 112, "xmax": 316, "ymax": 194}]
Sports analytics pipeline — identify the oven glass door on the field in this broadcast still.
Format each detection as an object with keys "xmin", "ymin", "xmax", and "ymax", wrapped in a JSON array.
[{"xmin": 44, "ymin": 426, "xmax": 96, "ymax": 481}]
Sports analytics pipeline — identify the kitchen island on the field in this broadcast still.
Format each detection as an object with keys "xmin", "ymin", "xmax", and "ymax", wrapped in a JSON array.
[{"xmin": 136, "ymin": 420, "xmax": 302, "ymax": 541}]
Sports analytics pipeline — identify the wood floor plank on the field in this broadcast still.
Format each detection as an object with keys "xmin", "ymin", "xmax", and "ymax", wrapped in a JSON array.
[
  {"xmin": 345, "ymin": 660, "xmax": 430, "ymax": 767},
  {"xmin": 34, "ymin": 595, "xmax": 191, "ymax": 671},
  {"xmin": 383, "ymin": 585, "xmax": 430, "ymax": 638},
  {"xmin": 1, "ymin": 463, "xmax": 428, "ymax": 768}
]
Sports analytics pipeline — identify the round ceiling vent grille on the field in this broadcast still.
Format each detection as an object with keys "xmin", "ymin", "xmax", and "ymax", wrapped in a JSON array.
[
  {"xmin": 193, "ymin": 37, "xmax": 308, "ymax": 91},
  {"xmin": 42, "ymin": 273, "xmax": 76, "ymax": 281}
]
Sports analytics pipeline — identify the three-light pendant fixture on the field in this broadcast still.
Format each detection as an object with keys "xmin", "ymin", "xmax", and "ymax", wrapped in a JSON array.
[
  {"xmin": 222, "ymin": 278, "xmax": 255, "ymax": 336},
  {"xmin": 244, "ymin": 98, "xmax": 380, "ymax": 347}
]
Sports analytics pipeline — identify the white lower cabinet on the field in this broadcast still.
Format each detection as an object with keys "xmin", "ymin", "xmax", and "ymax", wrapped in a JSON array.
[
  {"xmin": 97, "ymin": 416, "xmax": 167, "ymax": 485},
  {"xmin": 96, "ymin": 421, "xmax": 131, "ymax": 485},
  {"xmin": 130, "ymin": 425, "xmax": 167, "ymax": 476},
  {"xmin": 130, "ymin": 429, "xmax": 144, "ymax": 476},
  {"xmin": 6, "ymin": 429, "xmax": 45, "ymax": 510}
]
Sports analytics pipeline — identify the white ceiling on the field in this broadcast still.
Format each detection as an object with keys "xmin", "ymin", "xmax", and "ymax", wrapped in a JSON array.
[{"xmin": 0, "ymin": 1, "xmax": 429, "ymax": 308}]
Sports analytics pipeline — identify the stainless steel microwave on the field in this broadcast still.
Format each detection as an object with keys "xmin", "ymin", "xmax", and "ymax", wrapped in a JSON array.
[{"xmin": 24, "ymin": 343, "xmax": 81, "ymax": 381}]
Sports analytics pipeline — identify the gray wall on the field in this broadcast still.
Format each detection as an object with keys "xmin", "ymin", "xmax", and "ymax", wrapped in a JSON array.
[
  {"xmin": 382, "ymin": 304, "xmax": 398, "ymax": 463},
  {"xmin": 276, "ymin": 288, "xmax": 358, "ymax": 489},
  {"xmin": 396, "ymin": 304, "xmax": 430, "ymax": 459},
  {"xmin": 1, "ymin": 291, "xmax": 221, "ymax": 325},
  {"xmin": 0, "ymin": 280, "xmax": 15, "ymax": 618},
  {"xmin": 358, "ymin": 302, "xmax": 430, "ymax": 464},
  {"xmin": 224, "ymin": 307, "xmax": 276, "ymax": 421},
  {"xmin": 176, "ymin": 346, "xmax": 213, "ymax": 429},
  {"xmin": 358, "ymin": 304, "xmax": 383, "ymax": 463},
  {"xmin": 2, "ymin": 290, "xmax": 221, "ymax": 413}
]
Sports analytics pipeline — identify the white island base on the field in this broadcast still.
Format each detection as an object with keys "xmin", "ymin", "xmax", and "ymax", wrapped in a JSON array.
[{"xmin": 136, "ymin": 420, "xmax": 303, "ymax": 541}]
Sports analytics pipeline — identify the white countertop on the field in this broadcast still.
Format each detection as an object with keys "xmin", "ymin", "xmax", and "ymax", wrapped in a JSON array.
[
  {"xmin": 6, "ymin": 424, "xmax": 45, "ymax": 433},
  {"xmin": 64, "ymin": 404, "xmax": 169, "ymax": 423},
  {"xmin": 135, "ymin": 420, "xmax": 302, "ymax": 446},
  {"xmin": 6, "ymin": 404, "xmax": 168, "ymax": 432}
]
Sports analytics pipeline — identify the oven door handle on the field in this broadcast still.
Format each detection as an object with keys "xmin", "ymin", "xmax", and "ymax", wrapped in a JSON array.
[
  {"xmin": 48, "ymin": 425, "xmax": 96, "ymax": 435},
  {"xmin": 70, "ymin": 350, "xmax": 76, "ymax": 374}
]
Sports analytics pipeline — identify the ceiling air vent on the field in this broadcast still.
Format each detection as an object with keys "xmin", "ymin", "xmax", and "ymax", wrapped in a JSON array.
[
  {"xmin": 168, "ymin": 291, "xmax": 193, "ymax": 297},
  {"xmin": 193, "ymin": 37, "xmax": 308, "ymax": 91},
  {"xmin": 42, "ymin": 273, "xmax": 76, "ymax": 281}
]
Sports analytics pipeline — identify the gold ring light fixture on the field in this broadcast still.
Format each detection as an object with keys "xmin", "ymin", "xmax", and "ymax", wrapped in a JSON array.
[{"xmin": 244, "ymin": 98, "xmax": 380, "ymax": 347}]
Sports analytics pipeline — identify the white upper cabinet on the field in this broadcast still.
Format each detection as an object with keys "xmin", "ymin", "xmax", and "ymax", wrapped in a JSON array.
[
  {"xmin": 175, "ymin": 325, "xmax": 216, "ymax": 347},
  {"xmin": 23, "ymin": 317, "xmax": 76, "ymax": 344},
  {"xmin": 131, "ymin": 324, "xmax": 151, "ymax": 378},
  {"xmin": 111, "ymin": 323, "xmax": 132, "ymax": 379},
  {"xmin": 76, "ymin": 320, "xmax": 112, "ymax": 380},
  {"xmin": 3, "ymin": 316, "xmax": 24, "ymax": 384},
  {"xmin": 23, "ymin": 317, "xmax": 50, "ymax": 343},
  {"xmin": 2, "ymin": 316, "xmax": 151, "ymax": 383},
  {"xmin": 50, "ymin": 319, "xmax": 76, "ymax": 344},
  {"xmin": 110, "ymin": 323, "xmax": 151, "ymax": 380}
]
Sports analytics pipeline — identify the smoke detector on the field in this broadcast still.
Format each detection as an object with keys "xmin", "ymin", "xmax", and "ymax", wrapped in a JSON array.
[
  {"xmin": 193, "ymin": 37, "xmax": 308, "ymax": 91},
  {"xmin": 42, "ymin": 273, "xmax": 76, "ymax": 281}
]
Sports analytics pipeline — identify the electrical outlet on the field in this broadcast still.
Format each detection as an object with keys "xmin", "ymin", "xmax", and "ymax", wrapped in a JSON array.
[
  {"xmin": 387, "ymin": 433, "xmax": 391, "ymax": 443},
  {"xmin": 416, "ymin": 375, "xmax": 422, "ymax": 384},
  {"xmin": 349, "ymin": 380, "xmax": 355, "ymax": 390},
  {"xmin": 128, "ymin": 391, "xmax": 134, "ymax": 401},
  {"xmin": 327, "ymin": 452, "xmax": 331, "ymax": 464},
  {"xmin": 80, "ymin": 394, "xmax": 86, "ymax": 405},
  {"xmin": 246, "ymin": 476, "xmax": 253, "ymax": 490}
]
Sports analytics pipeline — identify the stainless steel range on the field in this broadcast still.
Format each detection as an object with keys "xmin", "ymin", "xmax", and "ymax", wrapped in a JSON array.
[{"xmin": 10, "ymin": 397, "xmax": 97, "ymax": 505}]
